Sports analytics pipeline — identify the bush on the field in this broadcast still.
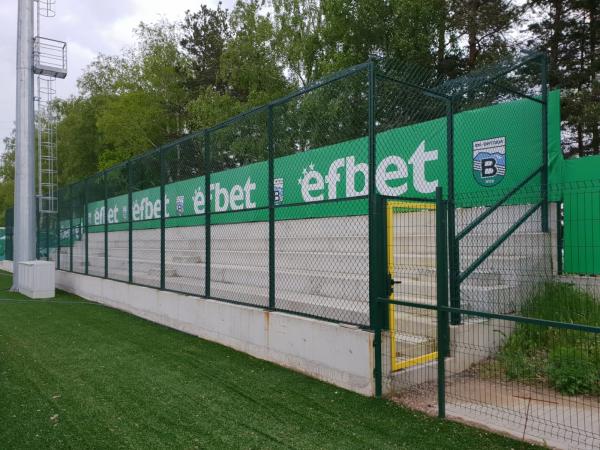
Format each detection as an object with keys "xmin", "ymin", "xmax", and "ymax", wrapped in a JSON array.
[
  {"xmin": 547, "ymin": 347, "xmax": 599, "ymax": 395},
  {"xmin": 497, "ymin": 283, "xmax": 600, "ymax": 396}
]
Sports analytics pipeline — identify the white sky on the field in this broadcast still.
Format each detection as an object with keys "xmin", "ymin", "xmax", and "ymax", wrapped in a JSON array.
[{"xmin": 0, "ymin": 0, "xmax": 233, "ymax": 147}]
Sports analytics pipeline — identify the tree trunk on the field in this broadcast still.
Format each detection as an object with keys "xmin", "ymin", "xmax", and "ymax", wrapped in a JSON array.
[
  {"xmin": 467, "ymin": 0, "xmax": 479, "ymax": 68},
  {"xmin": 588, "ymin": 0, "xmax": 599, "ymax": 153},
  {"xmin": 548, "ymin": 0, "xmax": 564, "ymax": 87}
]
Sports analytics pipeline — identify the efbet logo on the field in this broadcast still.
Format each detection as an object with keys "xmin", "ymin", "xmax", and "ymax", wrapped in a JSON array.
[
  {"xmin": 297, "ymin": 140, "xmax": 438, "ymax": 202},
  {"xmin": 473, "ymin": 137, "xmax": 506, "ymax": 187}
]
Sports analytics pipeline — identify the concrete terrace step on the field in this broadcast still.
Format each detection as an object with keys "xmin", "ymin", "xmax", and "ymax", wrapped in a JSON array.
[
  {"xmin": 394, "ymin": 333, "xmax": 436, "ymax": 358},
  {"xmin": 82, "ymin": 247, "xmax": 369, "ymax": 273},
  {"xmin": 64, "ymin": 254, "xmax": 370, "ymax": 302},
  {"xmin": 138, "ymin": 273, "xmax": 370, "ymax": 325},
  {"xmin": 84, "ymin": 234, "xmax": 368, "ymax": 253}
]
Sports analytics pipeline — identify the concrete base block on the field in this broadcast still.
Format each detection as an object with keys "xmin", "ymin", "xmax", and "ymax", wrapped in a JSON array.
[{"xmin": 17, "ymin": 260, "xmax": 55, "ymax": 298}]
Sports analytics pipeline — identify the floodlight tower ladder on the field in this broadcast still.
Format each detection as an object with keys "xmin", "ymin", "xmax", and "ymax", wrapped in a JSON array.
[{"xmin": 33, "ymin": 0, "xmax": 67, "ymax": 217}]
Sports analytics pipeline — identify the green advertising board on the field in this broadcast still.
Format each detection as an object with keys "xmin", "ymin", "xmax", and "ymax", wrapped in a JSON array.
[{"xmin": 64, "ymin": 91, "xmax": 560, "ymax": 232}]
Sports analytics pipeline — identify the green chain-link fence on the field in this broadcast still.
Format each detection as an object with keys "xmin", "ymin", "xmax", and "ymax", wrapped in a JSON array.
[{"xmin": 6, "ymin": 52, "xmax": 600, "ymax": 448}]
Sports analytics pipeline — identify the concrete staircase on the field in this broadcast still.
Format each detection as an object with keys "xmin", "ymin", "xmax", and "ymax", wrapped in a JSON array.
[{"xmin": 389, "ymin": 204, "xmax": 551, "ymax": 376}]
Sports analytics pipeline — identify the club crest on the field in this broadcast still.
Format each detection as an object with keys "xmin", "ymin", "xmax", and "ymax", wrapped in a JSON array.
[
  {"xmin": 273, "ymin": 178, "xmax": 284, "ymax": 205},
  {"xmin": 176, "ymin": 195, "xmax": 185, "ymax": 215},
  {"xmin": 473, "ymin": 137, "xmax": 506, "ymax": 187}
]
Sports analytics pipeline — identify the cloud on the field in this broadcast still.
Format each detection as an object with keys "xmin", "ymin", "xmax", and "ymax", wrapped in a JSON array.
[{"xmin": 0, "ymin": 0, "xmax": 231, "ymax": 144}]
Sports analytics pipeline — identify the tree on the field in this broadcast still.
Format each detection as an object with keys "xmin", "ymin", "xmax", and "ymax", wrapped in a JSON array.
[
  {"xmin": 527, "ymin": 0, "xmax": 600, "ymax": 156},
  {"xmin": 180, "ymin": 3, "xmax": 231, "ymax": 96},
  {"xmin": 448, "ymin": 0, "xmax": 522, "ymax": 71},
  {"xmin": 0, "ymin": 131, "xmax": 15, "ymax": 225}
]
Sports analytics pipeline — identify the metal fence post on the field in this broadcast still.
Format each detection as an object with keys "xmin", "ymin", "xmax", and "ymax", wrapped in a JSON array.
[
  {"xmin": 127, "ymin": 162, "xmax": 132, "ymax": 283},
  {"xmin": 56, "ymin": 190, "xmax": 61, "ymax": 270},
  {"xmin": 84, "ymin": 179, "xmax": 89, "ymax": 275},
  {"xmin": 556, "ymin": 200, "xmax": 563, "ymax": 275},
  {"xmin": 541, "ymin": 53, "xmax": 549, "ymax": 233},
  {"xmin": 103, "ymin": 171, "xmax": 108, "ymax": 278},
  {"xmin": 268, "ymin": 105, "xmax": 275, "ymax": 310},
  {"xmin": 69, "ymin": 185, "xmax": 73, "ymax": 272},
  {"xmin": 204, "ymin": 130, "xmax": 211, "ymax": 298},
  {"xmin": 35, "ymin": 199, "xmax": 40, "ymax": 260},
  {"xmin": 436, "ymin": 186, "xmax": 449, "ymax": 418},
  {"xmin": 160, "ymin": 148, "xmax": 166, "ymax": 290},
  {"xmin": 367, "ymin": 58, "xmax": 380, "ymax": 329},
  {"xmin": 446, "ymin": 99, "xmax": 460, "ymax": 325},
  {"xmin": 46, "ymin": 209, "xmax": 50, "ymax": 261}
]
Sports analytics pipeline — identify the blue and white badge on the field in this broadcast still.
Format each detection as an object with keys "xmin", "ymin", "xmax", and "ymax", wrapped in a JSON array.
[
  {"xmin": 176, "ymin": 195, "xmax": 185, "ymax": 215},
  {"xmin": 473, "ymin": 137, "xmax": 506, "ymax": 187},
  {"xmin": 273, "ymin": 178, "xmax": 284, "ymax": 205}
]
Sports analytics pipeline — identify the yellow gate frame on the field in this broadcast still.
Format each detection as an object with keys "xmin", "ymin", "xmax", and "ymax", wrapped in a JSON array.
[{"xmin": 387, "ymin": 200, "xmax": 438, "ymax": 371}]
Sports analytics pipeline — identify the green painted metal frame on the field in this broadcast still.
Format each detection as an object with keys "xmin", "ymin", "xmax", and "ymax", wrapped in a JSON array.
[
  {"xmin": 267, "ymin": 105, "xmax": 275, "ymax": 310},
  {"xmin": 435, "ymin": 186, "xmax": 449, "ymax": 418},
  {"xmin": 103, "ymin": 171, "xmax": 108, "ymax": 279},
  {"xmin": 56, "ymin": 189, "xmax": 60, "ymax": 270},
  {"xmin": 69, "ymin": 184, "xmax": 73, "ymax": 272},
  {"xmin": 127, "ymin": 162, "xmax": 133, "ymax": 283},
  {"xmin": 160, "ymin": 147, "xmax": 166, "ymax": 290},
  {"xmin": 204, "ymin": 130, "xmax": 211, "ymax": 298},
  {"xmin": 84, "ymin": 179, "xmax": 89, "ymax": 275}
]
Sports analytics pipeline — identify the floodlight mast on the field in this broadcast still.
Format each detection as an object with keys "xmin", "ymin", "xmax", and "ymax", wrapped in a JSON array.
[
  {"xmin": 13, "ymin": 0, "xmax": 66, "ymax": 291},
  {"xmin": 13, "ymin": 0, "xmax": 36, "ymax": 290}
]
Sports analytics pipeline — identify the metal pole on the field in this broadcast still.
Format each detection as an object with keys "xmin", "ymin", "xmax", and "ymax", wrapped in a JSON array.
[
  {"xmin": 446, "ymin": 99, "xmax": 460, "ymax": 326},
  {"xmin": 367, "ymin": 59, "xmax": 380, "ymax": 329},
  {"xmin": 204, "ymin": 131, "xmax": 211, "ymax": 298},
  {"xmin": 69, "ymin": 185, "xmax": 73, "ymax": 272},
  {"xmin": 84, "ymin": 179, "xmax": 89, "ymax": 275},
  {"xmin": 436, "ymin": 186, "xmax": 449, "ymax": 418},
  {"xmin": 268, "ymin": 106, "xmax": 275, "ymax": 310},
  {"xmin": 160, "ymin": 149, "xmax": 166, "ymax": 290},
  {"xmin": 56, "ymin": 190, "xmax": 61, "ymax": 270},
  {"xmin": 128, "ymin": 162, "xmax": 132, "ymax": 283},
  {"xmin": 104, "ymin": 171, "xmax": 108, "ymax": 278},
  {"xmin": 541, "ymin": 53, "xmax": 549, "ymax": 233},
  {"xmin": 12, "ymin": 0, "xmax": 36, "ymax": 290}
]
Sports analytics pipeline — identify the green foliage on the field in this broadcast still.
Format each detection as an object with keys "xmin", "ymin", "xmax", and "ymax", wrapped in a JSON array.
[
  {"xmin": 2, "ymin": 0, "xmax": 597, "ymax": 203},
  {"xmin": 0, "ymin": 133, "xmax": 15, "ymax": 226},
  {"xmin": 527, "ymin": 0, "xmax": 600, "ymax": 156},
  {"xmin": 547, "ymin": 346, "xmax": 600, "ymax": 395},
  {"xmin": 498, "ymin": 283, "xmax": 600, "ymax": 396}
]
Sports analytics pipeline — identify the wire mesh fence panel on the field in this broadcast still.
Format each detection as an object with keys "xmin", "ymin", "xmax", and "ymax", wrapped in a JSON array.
[
  {"xmin": 445, "ymin": 313, "xmax": 599, "ymax": 450},
  {"xmin": 57, "ymin": 187, "xmax": 71, "ymax": 271},
  {"xmin": 441, "ymin": 181, "xmax": 600, "ymax": 449},
  {"xmin": 447, "ymin": 55, "xmax": 548, "ymax": 325},
  {"xmin": 105, "ymin": 165, "xmax": 129, "ymax": 282},
  {"xmin": 86, "ymin": 173, "xmax": 106, "ymax": 277},
  {"xmin": 130, "ymin": 151, "xmax": 161, "ymax": 288},
  {"xmin": 454, "ymin": 187, "xmax": 552, "ymax": 316},
  {"xmin": 46, "ymin": 211, "xmax": 57, "ymax": 264},
  {"xmin": 274, "ymin": 207, "xmax": 369, "ymax": 323},
  {"xmin": 5, "ymin": 207, "xmax": 13, "ymax": 261},
  {"xmin": 207, "ymin": 109, "xmax": 269, "ymax": 307},
  {"xmin": 272, "ymin": 69, "xmax": 370, "ymax": 323},
  {"xmin": 163, "ymin": 136, "xmax": 206, "ymax": 296},
  {"xmin": 70, "ymin": 181, "xmax": 86, "ymax": 274}
]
